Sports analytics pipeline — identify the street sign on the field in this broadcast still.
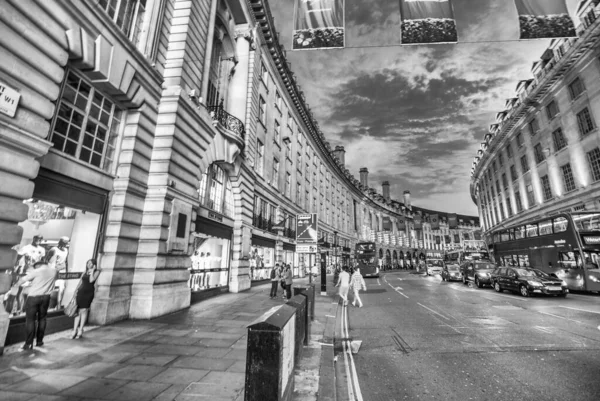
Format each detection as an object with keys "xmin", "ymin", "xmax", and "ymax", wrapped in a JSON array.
[
  {"xmin": 296, "ymin": 244, "xmax": 318, "ymax": 253},
  {"xmin": 0, "ymin": 81, "xmax": 21, "ymax": 117},
  {"xmin": 296, "ymin": 213, "xmax": 318, "ymax": 244}
]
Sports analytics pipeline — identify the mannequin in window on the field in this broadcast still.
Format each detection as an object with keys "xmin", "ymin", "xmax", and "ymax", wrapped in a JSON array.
[{"xmin": 46, "ymin": 236, "xmax": 69, "ymax": 309}]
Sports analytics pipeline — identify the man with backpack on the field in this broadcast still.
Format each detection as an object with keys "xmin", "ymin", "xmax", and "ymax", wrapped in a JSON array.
[{"xmin": 270, "ymin": 263, "xmax": 280, "ymax": 298}]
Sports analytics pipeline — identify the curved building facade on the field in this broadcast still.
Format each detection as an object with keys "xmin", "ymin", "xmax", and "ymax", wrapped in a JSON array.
[{"xmin": 471, "ymin": 0, "xmax": 600, "ymax": 237}]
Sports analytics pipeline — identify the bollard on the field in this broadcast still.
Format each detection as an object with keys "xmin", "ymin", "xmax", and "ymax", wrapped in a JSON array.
[
  {"xmin": 245, "ymin": 304, "xmax": 296, "ymax": 401},
  {"xmin": 294, "ymin": 284, "xmax": 315, "ymax": 321},
  {"xmin": 287, "ymin": 294, "xmax": 309, "ymax": 351}
]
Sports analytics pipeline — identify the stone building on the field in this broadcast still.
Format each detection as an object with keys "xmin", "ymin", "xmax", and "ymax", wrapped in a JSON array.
[
  {"xmin": 471, "ymin": 0, "xmax": 600, "ymax": 236},
  {"xmin": 0, "ymin": 0, "xmax": 479, "ymax": 351}
]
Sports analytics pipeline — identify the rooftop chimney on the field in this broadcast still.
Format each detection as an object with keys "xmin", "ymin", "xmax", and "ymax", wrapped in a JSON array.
[
  {"xmin": 403, "ymin": 190, "xmax": 411, "ymax": 209},
  {"xmin": 359, "ymin": 167, "xmax": 369, "ymax": 188},
  {"xmin": 382, "ymin": 181, "xmax": 390, "ymax": 201},
  {"xmin": 333, "ymin": 145, "xmax": 346, "ymax": 167}
]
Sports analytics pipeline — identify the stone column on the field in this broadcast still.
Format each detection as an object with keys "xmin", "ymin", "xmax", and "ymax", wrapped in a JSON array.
[{"xmin": 228, "ymin": 26, "xmax": 252, "ymax": 123}]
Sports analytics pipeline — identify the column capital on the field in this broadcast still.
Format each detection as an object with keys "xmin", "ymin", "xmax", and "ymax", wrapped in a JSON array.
[{"xmin": 234, "ymin": 28, "xmax": 256, "ymax": 49}]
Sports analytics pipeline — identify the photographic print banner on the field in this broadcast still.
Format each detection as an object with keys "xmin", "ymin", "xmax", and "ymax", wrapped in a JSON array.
[
  {"xmin": 292, "ymin": 0, "xmax": 345, "ymax": 50},
  {"xmin": 430, "ymin": 214, "xmax": 439, "ymax": 230},
  {"xmin": 400, "ymin": 0, "xmax": 458, "ymax": 44},
  {"xmin": 514, "ymin": 0, "xmax": 576, "ymax": 39}
]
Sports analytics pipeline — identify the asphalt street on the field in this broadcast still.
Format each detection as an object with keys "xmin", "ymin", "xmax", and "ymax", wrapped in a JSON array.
[{"xmin": 346, "ymin": 270, "xmax": 600, "ymax": 401}]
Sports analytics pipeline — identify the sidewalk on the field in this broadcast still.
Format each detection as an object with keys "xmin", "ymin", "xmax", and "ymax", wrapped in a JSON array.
[{"xmin": 0, "ymin": 275, "xmax": 339, "ymax": 401}]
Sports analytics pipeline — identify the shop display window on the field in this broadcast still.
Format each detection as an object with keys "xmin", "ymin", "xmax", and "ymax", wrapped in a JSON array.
[
  {"xmin": 3, "ymin": 199, "xmax": 101, "ymax": 318},
  {"xmin": 189, "ymin": 236, "xmax": 230, "ymax": 291},
  {"xmin": 250, "ymin": 246, "xmax": 275, "ymax": 280}
]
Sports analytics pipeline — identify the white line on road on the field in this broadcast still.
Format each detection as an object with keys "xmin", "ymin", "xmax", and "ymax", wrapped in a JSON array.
[
  {"xmin": 377, "ymin": 278, "xmax": 381, "ymax": 286},
  {"xmin": 394, "ymin": 288, "xmax": 409, "ymax": 298},
  {"xmin": 534, "ymin": 326, "xmax": 554, "ymax": 334},
  {"xmin": 559, "ymin": 306, "xmax": 600, "ymax": 315},
  {"xmin": 326, "ymin": 314, "xmax": 336, "ymax": 318},
  {"xmin": 417, "ymin": 302, "xmax": 450, "ymax": 320},
  {"xmin": 536, "ymin": 310, "xmax": 584, "ymax": 324}
]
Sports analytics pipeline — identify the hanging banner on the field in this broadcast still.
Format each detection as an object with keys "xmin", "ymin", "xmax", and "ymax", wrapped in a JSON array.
[
  {"xmin": 514, "ymin": 0, "xmax": 576, "ymax": 39},
  {"xmin": 444, "ymin": 235, "xmax": 451, "ymax": 244},
  {"xmin": 414, "ymin": 214, "xmax": 422, "ymax": 230},
  {"xmin": 399, "ymin": 0, "xmax": 458, "ymax": 45},
  {"xmin": 383, "ymin": 216, "xmax": 392, "ymax": 231},
  {"xmin": 448, "ymin": 213, "xmax": 458, "ymax": 229},
  {"xmin": 293, "ymin": 0, "xmax": 345, "ymax": 50},
  {"xmin": 430, "ymin": 214, "xmax": 439, "ymax": 230},
  {"xmin": 397, "ymin": 217, "xmax": 406, "ymax": 231},
  {"xmin": 435, "ymin": 236, "xmax": 441, "ymax": 245}
]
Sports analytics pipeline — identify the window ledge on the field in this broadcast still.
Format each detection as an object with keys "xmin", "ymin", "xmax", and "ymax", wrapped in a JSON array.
[
  {"xmin": 273, "ymin": 140, "xmax": 281, "ymax": 149},
  {"xmin": 555, "ymin": 146, "xmax": 569, "ymax": 156},
  {"xmin": 257, "ymin": 118, "xmax": 267, "ymax": 129},
  {"xmin": 580, "ymin": 127, "xmax": 598, "ymax": 138}
]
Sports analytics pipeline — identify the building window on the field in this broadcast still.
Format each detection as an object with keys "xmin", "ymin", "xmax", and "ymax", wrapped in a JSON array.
[
  {"xmin": 577, "ymin": 107, "xmax": 595, "ymax": 136},
  {"xmin": 305, "ymin": 190, "xmax": 310, "ymax": 211},
  {"xmin": 526, "ymin": 184, "xmax": 536, "ymax": 207},
  {"xmin": 198, "ymin": 164, "xmax": 234, "ymax": 217},
  {"xmin": 96, "ymin": 0, "xmax": 146, "ymax": 45},
  {"xmin": 552, "ymin": 127, "xmax": 567, "ymax": 152},
  {"xmin": 561, "ymin": 163, "xmax": 576, "ymax": 192},
  {"xmin": 285, "ymin": 173, "xmax": 291, "ymax": 197},
  {"xmin": 515, "ymin": 190, "xmax": 523, "ymax": 212},
  {"xmin": 287, "ymin": 112, "xmax": 293, "ymax": 128},
  {"xmin": 499, "ymin": 201, "xmax": 505, "ymax": 220},
  {"xmin": 286, "ymin": 141, "xmax": 292, "ymax": 160},
  {"xmin": 541, "ymin": 175, "xmax": 553, "ymax": 201},
  {"xmin": 534, "ymin": 143, "xmax": 545, "ymax": 164},
  {"xmin": 256, "ymin": 140, "xmax": 264, "ymax": 176},
  {"xmin": 502, "ymin": 173, "xmax": 508, "ymax": 189},
  {"xmin": 275, "ymin": 90, "xmax": 282, "ymax": 111},
  {"xmin": 260, "ymin": 61, "xmax": 268, "ymax": 84},
  {"xmin": 520, "ymin": 155, "xmax": 530, "ymax": 173},
  {"xmin": 506, "ymin": 196, "xmax": 513, "ymax": 217},
  {"xmin": 495, "ymin": 180, "xmax": 501, "ymax": 194},
  {"xmin": 510, "ymin": 165, "xmax": 518, "ymax": 181},
  {"xmin": 272, "ymin": 158, "xmax": 279, "ymax": 189},
  {"xmin": 259, "ymin": 96, "xmax": 266, "ymax": 125},
  {"xmin": 492, "ymin": 161, "xmax": 497, "ymax": 174},
  {"xmin": 587, "ymin": 148, "xmax": 600, "ymax": 182},
  {"xmin": 546, "ymin": 100, "xmax": 559, "ymax": 120},
  {"xmin": 516, "ymin": 132, "xmax": 524, "ymax": 147},
  {"xmin": 568, "ymin": 77, "xmax": 585, "ymax": 100},
  {"xmin": 528, "ymin": 118, "xmax": 539, "ymax": 137},
  {"xmin": 506, "ymin": 143, "xmax": 513, "ymax": 158},
  {"xmin": 296, "ymin": 183, "xmax": 302, "ymax": 206},
  {"xmin": 274, "ymin": 120, "xmax": 281, "ymax": 143},
  {"xmin": 50, "ymin": 70, "xmax": 122, "ymax": 172}
]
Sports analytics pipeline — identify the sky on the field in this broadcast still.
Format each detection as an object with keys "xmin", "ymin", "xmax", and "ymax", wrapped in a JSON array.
[{"xmin": 268, "ymin": 0, "xmax": 582, "ymax": 216}]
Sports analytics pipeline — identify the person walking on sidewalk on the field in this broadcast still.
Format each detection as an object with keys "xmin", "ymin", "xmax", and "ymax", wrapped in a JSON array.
[
  {"xmin": 335, "ymin": 266, "xmax": 350, "ymax": 306},
  {"xmin": 11, "ymin": 261, "xmax": 58, "ymax": 350},
  {"xmin": 350, "ymin": 267, "xmax": 367, "ymax": 308},
  {"xmin": 270, "ymin": 263, "xmax": 280, "ymax": 298},
  {"xmin": 284, "ymin": 264, "xmax": 293, "ymax": 300},
  {"xmin": 72, "ymin": 259, "xmax": 100, "ymax": 339}
]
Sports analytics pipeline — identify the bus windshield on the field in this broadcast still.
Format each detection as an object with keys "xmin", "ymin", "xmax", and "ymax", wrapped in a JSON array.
[
  {"xmin": 573, "ymin": 213, "xmax": 600, "ymax": 232},
  {"xmin": 429, "ymin": 259, "xmax": 444, "ymax": 267},
  {"xmin": 474, "ymin": 262, "xmax": 495, "ymax": 270},
  {"xmin": 356, "ymin": 243, "xmax": 376, "ymax": 254}
]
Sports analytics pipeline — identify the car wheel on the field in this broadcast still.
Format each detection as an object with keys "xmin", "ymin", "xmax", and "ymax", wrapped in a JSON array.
[
  {"xmin": 494, "ymin": 282, "xmax": 502, "ymax": 292},
  {"xmin": 475, "ymin": 277, "xmax": 482, "ymax": 288},
  {"xmin": 462, "ymin": 275, "xmax": 467, "ymax": 284},
  {"xmin": 519, "ymin": 285, "xmax": 529, "ymax": 297}
]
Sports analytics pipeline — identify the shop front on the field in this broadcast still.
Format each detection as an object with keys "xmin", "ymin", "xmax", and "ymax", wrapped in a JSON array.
[
  {"xmin": 190, "ymin": 212, "xmax": 233, "ymax": 302},
  {"xmin": 3, "ymin": 169, "xmax": 107, "ymax": 345},
  {"xmin": 282, "ymin": 242, "xmax": 301, "ymax": 277},
  {"xmin": 251, "ymin": 235, "xmax": 276, "ymax": 281}
]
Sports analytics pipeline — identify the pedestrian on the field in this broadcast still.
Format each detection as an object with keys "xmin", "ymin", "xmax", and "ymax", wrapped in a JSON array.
[
  {"xmin": 72, "ymin": 259, "xmax": 100, "ymax": 339},
  {"xmin": 279, "ymin": 264, "xmax": 286, "ymax": 298},
  {"xmin": 270, "ymin": 263, "xmax": 280, "ymax": 298},
  {"xmin": 335, "ymin": 266, "xmax": 350, "ymax": 306},
  {"xmin": 350, "ymin": 267, "xmax": 367, "ymax": 308},
  {"xmin": 284, "ymin": 264, "xmax": 293, "ymax": 300},
  {"xmin": 11, "ymin": 261, "xmax": 58, "ymax": 351}
]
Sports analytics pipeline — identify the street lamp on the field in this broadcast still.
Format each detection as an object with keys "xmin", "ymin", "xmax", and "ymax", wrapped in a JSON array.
[{"xmin": 333, "ymin": 231, "xmax": 338, "ymax": 268}]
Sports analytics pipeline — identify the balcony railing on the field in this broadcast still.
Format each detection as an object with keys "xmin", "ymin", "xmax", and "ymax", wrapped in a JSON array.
[
  {"xmin": 252, "ymin": 214, "xmax": 296, "ymax": 237},
  {"xmin": 207, "ymin": 104, "xmax": 246, "ymax": 141}
]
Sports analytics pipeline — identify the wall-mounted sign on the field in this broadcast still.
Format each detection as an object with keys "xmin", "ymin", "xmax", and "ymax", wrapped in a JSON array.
[
  {"xmin": 208, "ymin": 211, "xmax": 223, "ymax": 222},
  {"xmin": 296, "ymin": 213, "xmax": 318, "ymax": 244},
  {"xmin": 296, "ymin": 244, "xmax": 318, "ymax": 253},
  {"xmin": 0, "ymin": 81, "xmax": 21, "ymax": 117},
  {"xmin": 582, "ymin": 236, "xmax": 600, "ymax": 245}
]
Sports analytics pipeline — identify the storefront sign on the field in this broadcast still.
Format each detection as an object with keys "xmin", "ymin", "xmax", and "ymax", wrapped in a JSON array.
[
  {"xmin": 582, "ymin": 236, "xmax": 600, "ymax": 245},
  {"xmin": 292, "ymin": 0, "xmax": 345, "ymax": 50},
  {"xmin": 57, "ymin": 272, "xmax": 84, "ymax": 280},
  {"xmin": 208, "ymin": 211, "xmax": 223, "ymax": 222},
  {"xmin": 297, "ymin": 244, "xmax": 318, "ymax": 253},
  {"xmin": 296, "ymin": 213, "xmax": 318, "ymax": 244},
  {"xmin": 0, "ymin": 80, "xmax": 21, "ymax": 117}
]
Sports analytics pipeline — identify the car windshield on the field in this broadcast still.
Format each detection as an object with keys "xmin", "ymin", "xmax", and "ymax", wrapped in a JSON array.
[
  {"xmin": 474, "ymin": 263, "xmax": 495, "ymax": 270},
  {"xmin": 527, "ymin": 269, "xmax": 552, "ymax": 278},
  {"xmin": 514, "ymin": 268, "xmax": 537, "ymax": 277},
  {"xmin": 447, "ymin": 266, "xmax": 460, "ymax": 271},
  {"xmin": 429, "ymin": 260, "xmax": 443, "ymax": 267}
]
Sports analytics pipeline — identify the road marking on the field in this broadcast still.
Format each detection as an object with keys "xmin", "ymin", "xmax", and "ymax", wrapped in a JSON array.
[
  {"xmin": 534, "ymin": 326, "xmax": 553, "ymax": 334},
  {"xmin": 377, "ymin": 278, "xmax": 381, "ymax": 286},
  {"xmin": 483, "ymin": 291, "xmax": 530, "ymax": 302},
  {"xmin": 326, "ymin": 314, "xmax": 336, "ymax": 318},
  {"xmin": 537, "ymin": 310, "xmax": 583, "ymax": 324},
  {"xmin": 341, "ymin": 303, "xmax": 363, "ymax": 401},
  {"xmin": 559, "ymin": 306, "xmax": 600, "ymax": 315},
  {"xmin": 394, "ymin": 288, "xmax": 409, "ymax": 298},
  {"xmin": 417, "ymin": 302, "xmax": 450, "ymax": 320}
]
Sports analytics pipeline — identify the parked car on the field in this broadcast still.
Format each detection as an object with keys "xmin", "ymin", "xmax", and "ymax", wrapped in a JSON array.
[
  {"xmin": 441, "ymin": 264, "xmax": 462, "ymax": 282},
  {"xmin": 460, "ymin": 260, "xmax": 496, "ymax": 288},
  {"xmin": 426, "ymin": 259, "xmax": 444, "ymax": 276},
  {"xmin": 491, "ymin": 267, "xmax": 568, "ymax": 297}
]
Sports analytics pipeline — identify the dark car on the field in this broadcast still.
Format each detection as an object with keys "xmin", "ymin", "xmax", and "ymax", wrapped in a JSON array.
[
  {"xmin": 460, "ymin": 260, "xmax": 496, "ymax": 288},
  {"xmin": 491, "ymin": 267, "xmax": 568, "ymax": 297},
  {"xmin": 441, "ymin": 264, "xmax": 462, "ymax": 282}
]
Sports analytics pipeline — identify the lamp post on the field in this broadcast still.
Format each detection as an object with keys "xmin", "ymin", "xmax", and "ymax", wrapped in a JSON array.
[{"xmin": 333, "ymin": 231, "xmax": 338, "ymax": 268}]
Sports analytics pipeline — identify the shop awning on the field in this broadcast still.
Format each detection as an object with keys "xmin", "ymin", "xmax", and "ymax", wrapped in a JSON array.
[{"xmin": 252, "ymin": 235, "xmax": 276, "ymax": 248}]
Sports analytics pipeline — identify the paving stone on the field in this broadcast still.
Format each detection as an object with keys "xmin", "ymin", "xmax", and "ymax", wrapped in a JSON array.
[
  {"xmin": 152, "ymin": 336, "xmax": 201, "ymax": 346},
  {"xmin": 60, "ymin": 362, "xmax": 124, "ymax": 378},
  {"xmin": 215, "ymin": 320, "xmax": 248, "ymax": 328},
  {"xmin": 150, "ymin": 367, "xmax": 210, "ymax": 384},
  {"xmin": 0, "ymin": 369, "xmax": 34, "ymax": 387},
  {"xmin": 120, "ymin": 353, "xmax": 179, "ymax": 366},
  {"xmin": 226, "ymin": 360, "xmax": 246, "ymax": 373},
  {"xmin": 106, "ymin": 364, "xmax": 166, "ymax": 381},
  {"xmin": 5, "ymin": 373, "xmax": 87, "ymax": 394},
  {"xmin": 58, "ymin": 377, "xmax": 128, "ymax": 398},
  {"xmin": 225, "ymin": 349, "xmax": 247, "ymax": 360},
  {"xmin": 194, "ymin": 347, "xmax": 233, "ymax": 358},
  {"xmin": 102, "ymin": 381, "xmax": 170, "ymax": 401},
  {"xmin": 143, "ymin": 344, "xmax": 206, "ymax": 356},
  {"xmin": 179, "ymin": 371, "xmax": 245, "ymax": 399},
  {"xmin": 172, "ymin": 356, "xmax": 237, "ymax": 371},
  {"xmin": 0, "ymin": 390, "xmax": 36, "ymax": 401},
  {"xmin": 28, "ymin": 395, "xmax": 88, "ymax": 401},
  {"xmin": 188, "ymin": 331, "xmax": 242, "ymax": 340},
  {"xmin": 198, "ymin": 338, "xmax": 238, "ymax": 348},
  {"xmin": 216, "ymin": 326, "xmax": 247, "ymax": 334},
  {"xmin": 151, "ymin": 384, "xmax": 188, "ymax": 401}
]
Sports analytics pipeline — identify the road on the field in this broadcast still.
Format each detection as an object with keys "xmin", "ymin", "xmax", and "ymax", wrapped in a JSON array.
[{"xmin": 345, "ymin": 270, "xmax": 600, "ymax": 401}]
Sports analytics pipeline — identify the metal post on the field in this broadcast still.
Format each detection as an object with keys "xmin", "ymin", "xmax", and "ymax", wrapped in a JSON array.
[{"xmin": 320, "ymin": 252, "xmax": 326, "ymax": 295}]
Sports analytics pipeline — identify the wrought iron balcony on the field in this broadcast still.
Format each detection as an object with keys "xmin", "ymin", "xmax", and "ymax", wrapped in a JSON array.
[{"xmin": 207, "ymin": 104, "xmax": 246, "ymax": 141}]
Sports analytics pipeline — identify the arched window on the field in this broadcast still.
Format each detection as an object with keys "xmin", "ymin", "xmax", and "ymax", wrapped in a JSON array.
[
  {"xmin": 207, "ymin": 19, "xmax": 236, "ymax": 107},
  {"xmin": 198, "ymin": 164, "xmax": 234, "ymax": 217}
]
